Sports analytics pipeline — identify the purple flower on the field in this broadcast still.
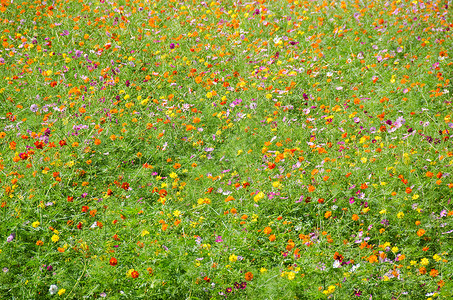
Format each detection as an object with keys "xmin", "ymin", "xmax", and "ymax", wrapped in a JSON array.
[
  {"xmin": 215, "ymin": 236, "xmax": 223, "ymax": 242},
  {"xmin": 7, "ymin": 233, "xmax": 15, "ymax": 243},
  {"xmin": 30, "ymin": 104, "xmax": 39, "ymax": 112},
  {"xmin": 169, "ymin": 43, "xmax": 175, "ymax": 49}
]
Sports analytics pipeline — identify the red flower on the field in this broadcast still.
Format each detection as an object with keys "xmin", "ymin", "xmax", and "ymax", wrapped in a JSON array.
[
  {"xmin": 131, "ymin": 270, "xmax": 139, "ymax": 278},
  {"xmin": 34, "ymin": 141, "xmax": 44, "ymax": 149},
  {"xmin": 109, "ymin": 257, "xmax": 117, "ymax": 266},
  {"xmin": 82, "ymin": 206, "xmax": 89, "ymax": 212},
  {"xmin": 121, "ymin": 182, "xmax": 130, "ymax": 190},
  {"xmin": 59, "ymin": 140, "xmax": 67, "ymax": 147},
  {"xmin": 67, "ymin": 196, "xmax": 74, "ymax": 202},
  {"xmin": 77, "ymin": 222, "xmax": 83, "ymax": 230},
  {"xmin": 204, "ymin": 276, "xmax": 211, "ymax": 282}
]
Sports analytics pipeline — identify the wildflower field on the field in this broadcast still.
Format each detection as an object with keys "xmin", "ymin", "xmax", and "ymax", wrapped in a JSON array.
[{"xmin": 1, "ymin": 0, "xmax": 452, "ymax": 298}]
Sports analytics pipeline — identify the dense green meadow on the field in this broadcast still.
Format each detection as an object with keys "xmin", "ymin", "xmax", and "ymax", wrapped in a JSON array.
[{"xmin": 0, "ymin": 0, "xmax": 452, "ymax": 298}]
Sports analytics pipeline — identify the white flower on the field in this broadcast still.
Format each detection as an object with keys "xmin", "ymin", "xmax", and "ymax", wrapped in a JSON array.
[
  {"xmin": 333, "ymin": 260, "xmax": 341, "ymax": 268},
  {"xmin": 49, "ymin": 285, "xmax": 58, "ymax": 295},
  {"xmin": 351, "ymin": 264, "xmax": 360, "ymax": 272}
]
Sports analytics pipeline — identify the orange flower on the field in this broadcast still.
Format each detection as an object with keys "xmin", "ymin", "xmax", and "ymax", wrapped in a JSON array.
[
  {"xmin": 324, "ymin": 211, "xmax": 332, "ymax": 219},
  {"xmin": 173, "ymin": 163, "xmax": 181, "ymax": 169},
  {"xmin": 245, "ymin": 271, "xmax": 253, "ymax": 281},
  {"xmin": 131, "ymin": 270, "xmax": 139, "ymax": 278},
  {"xmin": 352, "ymin": 214, "xmax": 359, "ymax": 221},
  {"xmin": 419, "ymin": 267, "xmax": 427, "ymax": 275},
  {"xmin": 417, "ymin": 229, "xmax": 425, "ymax": 237},
  {"xmin": 110, "ymin": 257, "xmax": 118, "ymax": 266},
  {"xmin": 368, "ymin": 255, "xmax": 378, "ymax": 263},
  {"xmin": 36, "ymin": 240, "xmax": 44, "ymax": 246},
  {"xmin": 308, "ymin": 185, "xmax": 315, "ymax": 192},
  {"xmin": 225, "ymin": 195, "xmax": 234, "ymax": 202},
  {"xmin": 429, "ymin": 269, "xmax": 439, "ymax": 277},
  {"xmin": 286, "ymin": 240, "xmax": 295, "ymax": 251},
  {"xmin": 263, "ymin": 227, "xmax": 272, "ymax": 235},
  {"xmin": 269, "ymin": 234, "xmax": 276, "ymax": 242},
  {"xmin": 405, "ymin": 187, "xmax": 412, "ymax": 194}
]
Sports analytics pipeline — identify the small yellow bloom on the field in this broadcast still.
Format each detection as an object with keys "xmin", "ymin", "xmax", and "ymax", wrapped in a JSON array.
[
  {"xmin": 58, "ymin": 289, "xmax": 66, "ymax": 296},
  {"xmin": 51, "ymin": 235, "xmax": 59, "ymax": 243},
  {"xmin": 229, "ymin": 254, "xmax": 238, "ymax": 262},
  {"xmin": 420, "ymin": 258, "xmax": 429, "ymax": 266},
  {"xmin": 272, "ymin": 181, "xmax": 281, "ymax": 189},
  {"xmin": 141, "ymin": 230, "xmax": 150, "ymax": 237},
  {"xmin": 32, "ymin": 221, "xmax": 40, "ymax": 228},
  {"xmin": 397, "ymin": 212, "xmax": 405, "ymax": 219},
  {"xmin": 254, "ymin": 191, "xmax": 265, "ymax": 202},
  {"xmin": 287, "ymin": 271, "xmax": 295, "ymax": 280},
  {"xmin": 260, "ymin": 267, "xmax": 267, "ymax": 273}
]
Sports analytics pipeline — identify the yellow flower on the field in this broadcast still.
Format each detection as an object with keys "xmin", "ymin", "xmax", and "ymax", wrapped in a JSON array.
[
  {"xmin": 420, "ymin": 258, "xmax": 429, "ymax": 266},
  {"xmin": 260, "ymin": 267, "xmax": 267, "ymax": 273},
  {"xmin": 433, "ymin": 254, "xmax": 441, "ymax": 262},
  {"xmin": 173, "ymin": 210, "xmax": 181, "ymax": 217},
  {"xmin": 391, "ymin": 246, "xmax": 398, "ymax": 253},
  {"xmin": 32, "ymin": 221, "xmax": 40, "ymax": 228},
  {"xmin": 141, "ymin": 230, "xmax": 150, "ymax": 237},
  {"xmin": 272, "ymin": 181, "xmax": 281, "ymax": 189},
  {"xmin": 58, "ymin": 289, "xmax": 66, "ymax": 296},
  {"xmin": 287, "ymin": 271, "xmax": 295, "ymax": 280},
  {"xmin": 254, "ymin": 191, "xmax": 265, "ymax": 202},
  {"xmin": 397, "ymin": 212, "xmax": 404, "ymax": 219},
  {"xmin": 51, "ymin": 235, "xmax": 59, "ymax": 243},
  {"xmin": 229, "ymin": 254, "xmax": 237, "ymax": 262}
]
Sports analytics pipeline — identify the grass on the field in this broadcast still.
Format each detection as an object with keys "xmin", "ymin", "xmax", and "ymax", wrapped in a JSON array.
[{"xmin": 0, "ymin": 0, "xmax": 452, "ymax": 298}]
